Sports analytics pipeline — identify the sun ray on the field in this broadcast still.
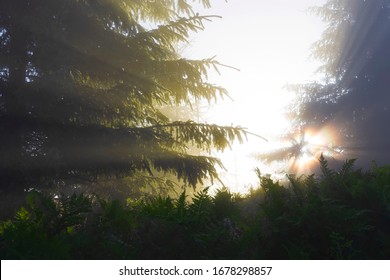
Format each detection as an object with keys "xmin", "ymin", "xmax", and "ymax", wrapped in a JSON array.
[
  {"xmin": 183, "ymin": 0, "xmax": 328, "ymax": 192},
  {"xmin": 289, "ymin": 124, "xmax": 344, "ymax": 174}
]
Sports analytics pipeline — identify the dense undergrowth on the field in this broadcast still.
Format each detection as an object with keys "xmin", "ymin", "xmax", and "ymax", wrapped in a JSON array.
[{"xmin": 1, "ymin": 156, "xmax": 390, "ymax": 259}]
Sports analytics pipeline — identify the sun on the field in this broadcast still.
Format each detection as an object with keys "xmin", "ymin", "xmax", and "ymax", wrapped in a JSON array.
[{"xmin": 289, "ymin": 125, "xmax": 344, "ymax": 174}]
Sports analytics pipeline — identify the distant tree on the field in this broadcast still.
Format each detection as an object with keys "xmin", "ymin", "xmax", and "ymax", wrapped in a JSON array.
[
  {"xmin": 0, "ymin": 0, "xmax": 246, "ymax": 195},
  {"xmin": 285, "ymin": 0, "xmax": 390, "ymax": 166}
]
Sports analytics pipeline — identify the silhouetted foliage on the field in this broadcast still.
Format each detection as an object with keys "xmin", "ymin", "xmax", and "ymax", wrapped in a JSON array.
[
  {"xmin": 2, "ymin": 158, "xmax": 390, "ymax": 259},
  {"xmin": 287, "ymin": 0, "xmax": 390, "ymax": 166},
  {"xmin": 0, "ymin": 0, "xmax": 246, "ymax": 196}
]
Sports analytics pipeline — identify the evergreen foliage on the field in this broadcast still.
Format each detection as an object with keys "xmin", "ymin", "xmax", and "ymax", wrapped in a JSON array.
[
  {"xmin": 286, "ymin": 0, "xmax": 390, "ymax": 165},
  {"xmin": 0, "ymin": 0, "xmax": 246, "ymax": 194},
  {"xmin": 2, "ymin": 158, "xmax": 390, "ymax": 259}
]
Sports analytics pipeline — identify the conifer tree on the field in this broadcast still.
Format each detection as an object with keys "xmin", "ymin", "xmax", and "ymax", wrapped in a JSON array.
[
  {"xmin": 286, "ymin": 0, "xmax": 390, "ymax": 162},
  {"xmin": 281, "ymin": 0, "xmax": 390, "ymax": 167},
  {"xmin": 0, "ymin": 0, "xmax": 246, "ymax": 194}
]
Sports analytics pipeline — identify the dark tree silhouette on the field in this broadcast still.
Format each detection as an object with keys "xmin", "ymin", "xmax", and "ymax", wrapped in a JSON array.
[
  {"xmin": 0, "ymin": 0, "xmax": 246, "ymax": 195},
  {"xmin": 284, "ymin": 0, "xmax": 390, "ymax": 167}
]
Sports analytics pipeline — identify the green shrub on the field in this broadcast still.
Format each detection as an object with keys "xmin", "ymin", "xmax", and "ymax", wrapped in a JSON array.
[{"xmin": 2, "ymin": 158, "xmax": 390, "ymax": 259}]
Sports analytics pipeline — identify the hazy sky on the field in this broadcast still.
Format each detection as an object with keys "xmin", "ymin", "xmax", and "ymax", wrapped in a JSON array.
[{"xmin": 183, "ymin": 0, "xmax": 327, "ymax": 191}]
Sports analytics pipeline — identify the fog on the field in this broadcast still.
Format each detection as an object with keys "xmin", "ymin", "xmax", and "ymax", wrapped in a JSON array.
[{"xmin": 186, "ymin": 0, "xmax": 390, "ymax": 190}]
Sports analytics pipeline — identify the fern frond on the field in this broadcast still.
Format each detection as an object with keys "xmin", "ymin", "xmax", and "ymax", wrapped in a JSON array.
[
  {"xmin": 339, "ymin": 158, "xmax": 357, "ymax": 177},
  {"xmin": 319, "ymin": 153, "xmax": 335, "ymax": 179}
]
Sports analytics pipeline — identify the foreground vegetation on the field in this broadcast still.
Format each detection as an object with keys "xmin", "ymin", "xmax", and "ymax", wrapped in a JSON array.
[{"xmin": 1, "ymin": 157, "xmax": 390, "ymax": 259}]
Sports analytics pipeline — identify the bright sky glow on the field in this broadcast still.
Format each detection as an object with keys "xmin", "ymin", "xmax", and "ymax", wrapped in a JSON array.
[
  {"xmin": 287, "ymin": 124, "xmax": 344, "ymax": 174},
  {"xmin": 184, "ymin": 0, "xmax": 329, "ymax": 192}
]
